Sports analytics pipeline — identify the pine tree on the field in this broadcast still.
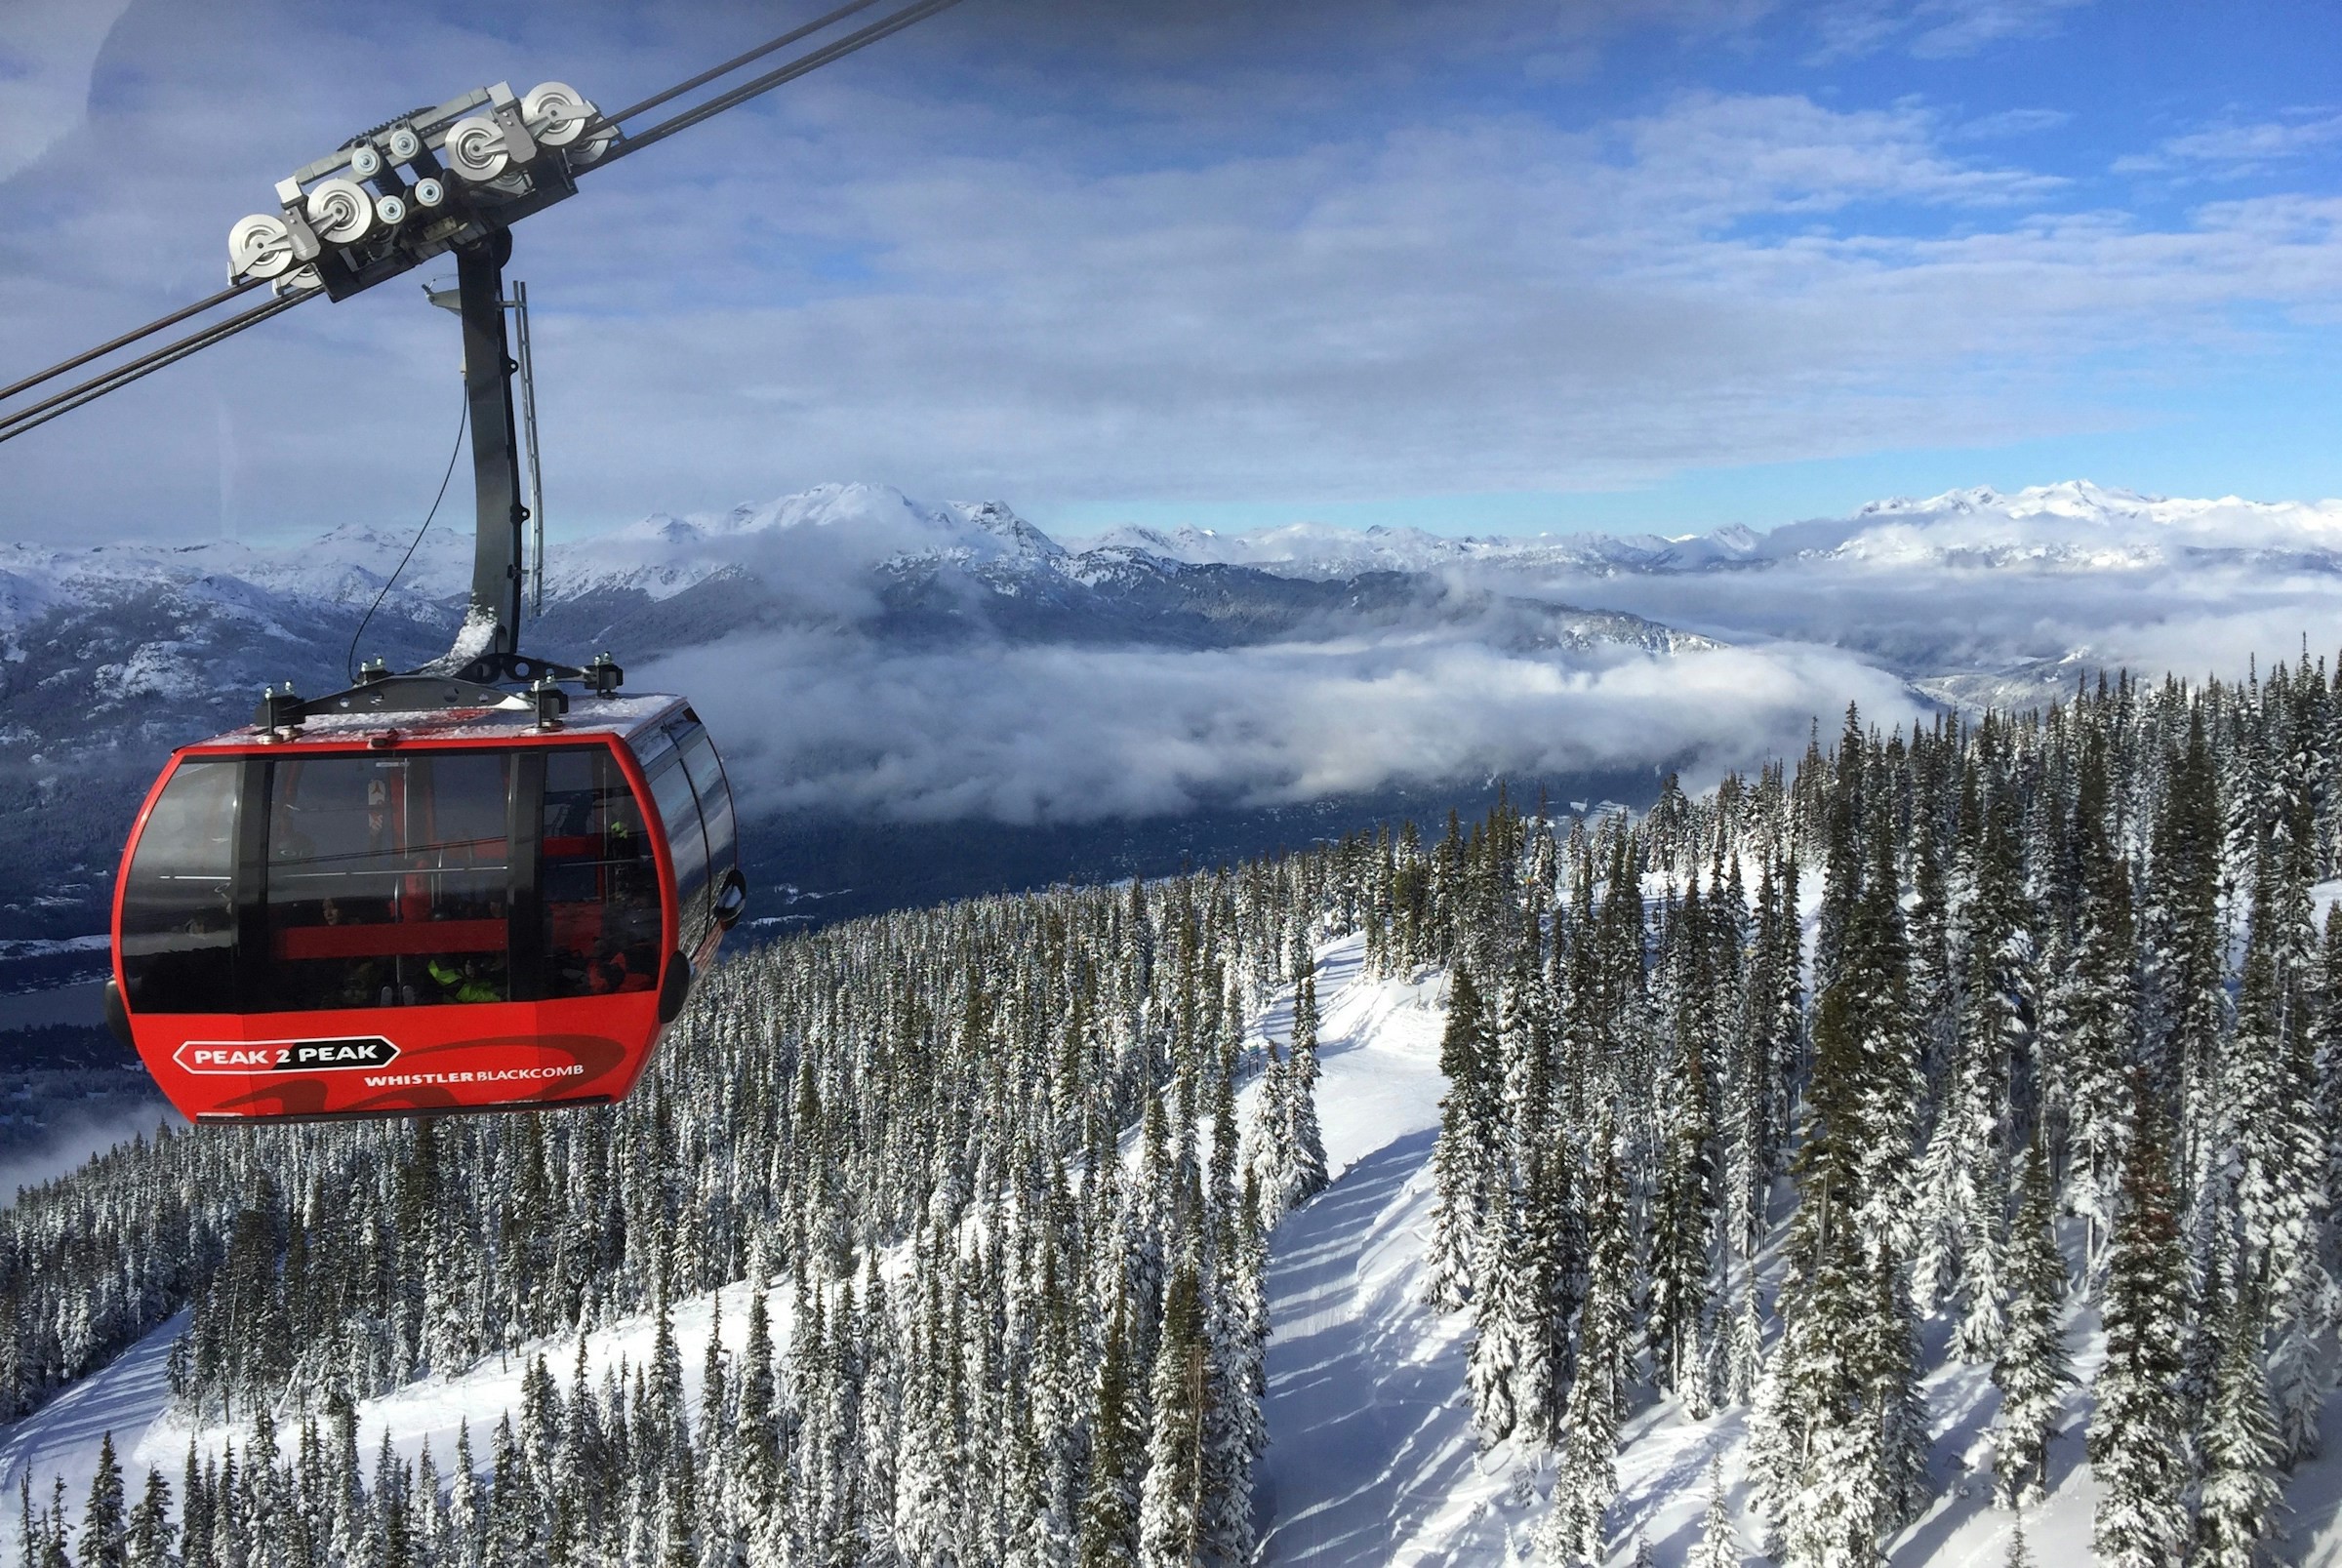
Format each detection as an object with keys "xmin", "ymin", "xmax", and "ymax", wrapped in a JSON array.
[
  {"xmin": 82, "ymin": 1430, "xmax": 128, "ymax": 1568},
  {"xmin": 1685, "ymin": 1458, "xmax": 1743, "ymax": 1568},
  {"xmin": 1649, "ymin": 984, "xmax": 1717, "ymax": 1408},
  {"xmin": 735, "ymin": 1289, "xmax": 780, "ymax": 1548},
  {"xmin": 1286, "ymin": 968, "xmax": 1330, "ymax": 1209},
  {"xmin": 1864, "ymin": 1243, "xmax": 1929, "ymax": 1533},
  {"xmin": 2193, "ymin": 1277, "xmax": 2282, "ymax": 1568},
  {"xmin": 1425, "ymin": 969, "xmax": 1497, "ymax": 1310},
  {"xmin": 2227, "ymin": 824, "xmax": 2331, "ymax": 1464},
  {"xmin": 1466, "ymin": 1186, "xmax": 1525, "ymax": 1446},
  {"xmin": 1514, "ymin": 1146, "xmax": 1583, "ymax": 1449},
  {"xmin": 1137, "ymin": 1263, "xmax": 1206, "ymax": 1568},
  {"xmin": 2053, "ymin": 732, "xmax": 2138, "ymax": 1274},
  {"xmin": 1244, "ymin": 1044, "xmax": 1296, "ymax": 1228},
  {"xmin": 1753, "ymin": 845, "xmax": 1909, "ymax": 1568},
  {"xmin": 1537, "ymin": 1355, "xmax": 1617, "ymax": 1567},
  {"xmin": 1079, "ymin": 1290, "xmax": 1145, "ymax": 1568},
  {"xmin": 126, "ymin": 1468, "xmax": 173, "ymax": 1568},
  {"xmin": 1991, "ymin": 1137, "xmax": 2071, "ymax": 1508},
  {"xmin": 1538, "ymin": 1138, "xmax": 1627, "ymax": 1567},
  {"xmin": 2089, "ymin": 1091, "xmax": 2190, "ymax": 1568}
]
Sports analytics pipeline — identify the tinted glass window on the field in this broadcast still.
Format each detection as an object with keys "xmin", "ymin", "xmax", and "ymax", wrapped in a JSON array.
[
  {"xmin": 646, "ymin": 754, "xmax": 708, "ymax": 942},
  {"xmin": 542, "ymin": 748, "xmax": 663, "ymax": 998},
  {"xmin": 677, "ymin": 725, "xmax": 737, "ymax": 882},
  {"xmin": 120, "ymin": 759, "xmax": 240, "ymax": 1014},
  {"xmin": 262, "ymin": 753, "xmax": 512, "ymax": 1009}
]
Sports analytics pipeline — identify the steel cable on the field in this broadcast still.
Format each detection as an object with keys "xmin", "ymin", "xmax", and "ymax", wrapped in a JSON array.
[
  {"xmin": 0, "ymin": 291, "xmax": 308, "ymax": 448},
  {"xmin": 0, "ymin": 278, "xmax": 262, "ymax": 406},
  {"xmin": 593, "ymin": 0, "xmax": 967, "ymax": 166},
  {"xmin": 346, "ymin": 390, "xmax": 469, "ymax": 681},
  {"xmin": 592, "ymin": 0, "xmax": 891, "ymax": 129},
  {"xmin": 0, "ymin": 0, "xmax": 965, "ymax": 443}
]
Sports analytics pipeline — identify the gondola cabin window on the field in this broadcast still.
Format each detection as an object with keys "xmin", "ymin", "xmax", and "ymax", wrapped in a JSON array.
[
  {"xmin": 264, "ymin": 753, "xmax": 514, "ymax": 1008},
  {"xmin": 118, "ymin": 758, "xmax": 240, "ymax": 1014},
  {"xmin": 542, "ymin": 747, "xmax": 662, "ymax": 996}
]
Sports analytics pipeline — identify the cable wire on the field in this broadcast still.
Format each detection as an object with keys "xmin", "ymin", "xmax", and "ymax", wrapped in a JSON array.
[
  {"xmin": 0, "ymin": 278, "xmax": 262, "ymax": 406},
  {"xmin": 594, "ymin": 0, "xmax": 890, "ymax": 129},
  {"xmin": 346, "ymin": 391, "xmax": 469, "ymax": 682},
  {"xmin": 0, "ymin": 291, "xmax": 309, "ymax": 448},
  {"xmin": 595, "ymin": 0, "xmax": 966, "ymax": 166}
]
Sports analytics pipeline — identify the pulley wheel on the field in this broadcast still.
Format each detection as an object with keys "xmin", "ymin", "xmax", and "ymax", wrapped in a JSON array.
[
  {"xmin": 522, "ymin": 82, "xmax": 594, "ymax": 147},
  {"xmin": 444, "ymin": 116, "xmax": 509, "ymax": 182},
  {"xmin": 305, "ymin": 178, "xmax": 373, "ymax": 245},
  {"xmin": 227, "ymin": 214, "xmax": 295, "ymax": 280}
]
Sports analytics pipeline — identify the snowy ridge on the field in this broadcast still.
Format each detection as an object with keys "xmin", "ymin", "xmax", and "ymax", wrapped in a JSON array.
[
  {"xmin": 14, "ymin": 478, "xmax": 2340, "ymax": 649},
  {"xmin": 1069, "ymin": 481, "xmax": 2342, "ymax": 581}
]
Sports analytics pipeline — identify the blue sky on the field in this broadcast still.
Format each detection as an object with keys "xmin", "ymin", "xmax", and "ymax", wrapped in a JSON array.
[{"xmin": 2, "ymin": 0, "xmax": 2339, "ymax": 544}]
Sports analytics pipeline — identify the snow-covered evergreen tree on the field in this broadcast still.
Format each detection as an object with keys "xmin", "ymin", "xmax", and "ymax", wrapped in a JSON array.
[
  {"xmin": 1425, "ymin": 968, "xmax": 1497, "ymax": 1310},
  {"xmin": 1137, "ymin": 1262, "xmax": 1206, "ymax": 1568},
  {"xmin": 1991, "ymin": 1136, "xmax": 2071, "ymax": 1508},
  {"xmin": 1685, "ymin": 1457, "xmax": 1743, "ymax": 1568},
  {"xmin": 1467, "ymin": 1183, "xmax": 1526, "ymax": 1446},
  {"xmin": 2194, "ymin": 1273, "xmax": 2282, "ymax": 1568},
  {"xmin": 2090, "ymin": 1092, "xmax": 2191, "ymax": 1568}
]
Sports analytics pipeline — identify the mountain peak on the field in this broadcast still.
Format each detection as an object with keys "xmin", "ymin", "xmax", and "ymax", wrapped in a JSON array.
[{"xmin": 947, "ymin": 500, "xmax": 1067, "ymax": 559}]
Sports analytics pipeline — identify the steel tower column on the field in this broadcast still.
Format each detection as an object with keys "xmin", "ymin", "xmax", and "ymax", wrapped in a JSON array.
[{"xmin": 456, "ymin": 231, "xmax": 525, "ymax": 658}]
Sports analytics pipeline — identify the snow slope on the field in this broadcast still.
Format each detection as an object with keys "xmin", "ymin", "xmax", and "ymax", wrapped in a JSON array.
[
  {"xmin": 1249, "ymin": 934, "xmax": 2342, "ymax": 1566},
  {"xmin": 14, "ymin": 932, "xmax": 2342, "ymax": 1563}
]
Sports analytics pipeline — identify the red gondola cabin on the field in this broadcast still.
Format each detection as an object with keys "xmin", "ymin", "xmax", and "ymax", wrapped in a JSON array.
[{"xmin": 107, "ymin": 690, "xmax": 746, "ymax": 1122}]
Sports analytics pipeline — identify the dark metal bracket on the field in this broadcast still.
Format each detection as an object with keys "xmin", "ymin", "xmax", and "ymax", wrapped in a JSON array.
[{"xmin": 252, "ymin": 651, "xmax": 623, "ymax": 735}]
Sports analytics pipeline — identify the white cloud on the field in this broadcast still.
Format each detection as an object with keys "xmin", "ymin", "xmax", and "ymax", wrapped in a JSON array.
[
  {"xmin": 1956, "ymin": 107, "xmax": 2074, "ymax": 140},
  {"xmin": 1908, "ymin": 0, "xmax": 2092, "ymax": 59},
  {"xmin": 644, "ymin": 624, "xmax": 1919, "ymax": 825},
  {"xmin": 1808, "ymin": 0, "xmax": 2090, "ymax": 60},
  {"xmin": 2115, "ymin": 112, "xmax": 2342, "ymax": 177}
]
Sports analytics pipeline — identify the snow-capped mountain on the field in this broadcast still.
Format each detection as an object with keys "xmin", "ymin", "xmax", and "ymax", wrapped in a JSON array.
[
  {"xmin": 1073, "ymin": 481, "xmax": 2342, "ymax": 579},
  {"xmin": 0, "ymin": 480, "xmax": 1705, "ymax": 720}
]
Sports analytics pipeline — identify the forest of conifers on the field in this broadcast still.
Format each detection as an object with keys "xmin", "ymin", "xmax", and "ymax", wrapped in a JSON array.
[{"xmin": 6, "ymin": 655, "xmax": 2342, "ymax": 1568}]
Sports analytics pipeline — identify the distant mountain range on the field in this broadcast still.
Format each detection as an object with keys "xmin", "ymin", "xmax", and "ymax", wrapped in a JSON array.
[
  {"xmin": 3, "ymin": 476, "xmax": 2333, "ymax": 945},
  {"xmin": 0, "ymin": 481, "xmax": 1701, "ymax": 725},
  {"xmin": 1071, "ymin": 479, "xmax": 2342, "ymax": 577}
]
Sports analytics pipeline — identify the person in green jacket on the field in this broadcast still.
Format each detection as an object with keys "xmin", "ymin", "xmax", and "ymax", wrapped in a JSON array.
[{"xmin": 426, "ymin": 956, "xmax": 500, "ymax": 1004}]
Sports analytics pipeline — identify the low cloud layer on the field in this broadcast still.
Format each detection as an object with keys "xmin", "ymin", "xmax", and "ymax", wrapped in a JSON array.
[
  {"xmin": 648, "ymin": 626, "xmax": 1918, "ymax": 825},
  {"xmin": 1529, "ymin": 558, "xmax": 2342, "ymax": 687},
  {"xmin": 625, "ymin": 479, "xmax": 2342, "ymax": 830},
  {"xmin": 0, "ymin": 1103, "xmax": 179, "ymax": 1210}
]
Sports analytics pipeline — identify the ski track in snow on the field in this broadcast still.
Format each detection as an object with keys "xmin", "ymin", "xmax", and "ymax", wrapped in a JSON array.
[
  {"xmin": 10, "ymin": 929, "xmax": 2342, "ymax": 1563},
  {"xmin": 1253, "ymin": 934, "xmax": 2342, "ymax": 1566},
  {"xmin": 0, "ymin": 1310, "xmax": 185, "ymax": 1512}
]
